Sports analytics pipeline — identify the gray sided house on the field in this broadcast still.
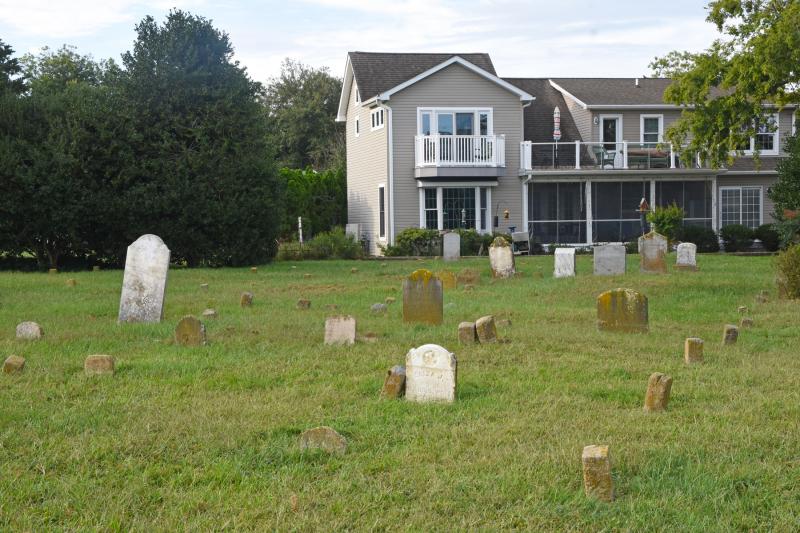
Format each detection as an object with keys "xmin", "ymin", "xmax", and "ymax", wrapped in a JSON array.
[{"xmin": 336, "ymin": 52, "xmax": 798, "ymax": 253}]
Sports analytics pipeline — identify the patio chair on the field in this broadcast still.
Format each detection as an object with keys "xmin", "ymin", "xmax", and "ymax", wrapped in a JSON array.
[{"xmin": 591, "ymin": 145, "xmax": 616, "ymax": 169}]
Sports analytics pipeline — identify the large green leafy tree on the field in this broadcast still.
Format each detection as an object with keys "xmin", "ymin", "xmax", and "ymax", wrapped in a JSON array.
[
  {"xmin": 651, "ymin": 1, "xmax": 800, "ymax": 169},
  {"xmin": 264, "ymin": 59, "xmax": 345, "ymax": 171},
  {"xmin": 0, "ymin": 38, "xmax": 25, "ymax": 94},
  {"xmin": 280, "ymin": 167, "xmax": 347, "ymax": 238},
  {"xmin": 119, "ymin": 10, "xmax": 284, "ymax": 266}
]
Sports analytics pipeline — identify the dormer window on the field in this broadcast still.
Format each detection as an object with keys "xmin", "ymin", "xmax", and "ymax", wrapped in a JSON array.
[{"xmin": 371, "ymin": 108, "xmax": 385, "ymax": 130}]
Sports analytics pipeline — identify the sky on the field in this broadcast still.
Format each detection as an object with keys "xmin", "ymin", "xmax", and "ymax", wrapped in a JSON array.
[{"xmin": 0, "ymin": 0, "xmax": 721, "ymax": 83}]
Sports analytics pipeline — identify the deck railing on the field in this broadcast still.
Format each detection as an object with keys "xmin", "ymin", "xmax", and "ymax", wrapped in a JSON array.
[
  {"xmin": 519, "ymin": 141, "xmax": 706, "ymax": 171},
  {"xmin": 415, "ymin": 134, "xmax": 505, "ymax": 167}
]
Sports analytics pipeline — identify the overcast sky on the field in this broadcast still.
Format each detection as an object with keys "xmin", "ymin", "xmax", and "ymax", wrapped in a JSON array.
[{"xmin": 0, "ymin": 0, "xmax": 721, "ymax": 83}]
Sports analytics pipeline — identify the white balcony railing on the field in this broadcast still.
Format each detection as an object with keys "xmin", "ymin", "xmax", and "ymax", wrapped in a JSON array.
[
  {"xmin": 519, "ymin": 140, "xmax": 707, "ymax": 171},
  {"xmin": 415, "ymin": 134, "xmax": 505, "ymax": 167}
]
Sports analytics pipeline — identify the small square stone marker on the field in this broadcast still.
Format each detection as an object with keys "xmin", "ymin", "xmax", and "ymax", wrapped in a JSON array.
[
  {"xmin": 3, "ymin": 355, "xmax": 25, "ymax": 374},
  {"xmin": 66, "ymin": 278, "xmax": 77, "ymax": 287},
  {"xmin": 202, "ymin": 308, "xmax": 218, "ymax": 319},
  {"xmin": 84, "ymin": 355, "xmax": 114, "ymax": 376},
  {"xmin": 324, "ymin": 316, "xmax": 356, "ymax": 345},
  {"xmin": 16, "ymin": 321, "xmax": 43, "ymax": 340},
  {"xmin": 297, "ymin": 299, "xmax": 311, "ymax": 310},
  {"xmin": 175, "ymin": 316, "xmax": 207, "ymax": 346},
  {"xmin": 299, "ymin": 426, "xmax": 347, "ymax": 454},
  {"xmin": 643, "ymin": 372, "xmax": 673, "ymax": 412},
  {"xmin": 250, "ymin": 267, "xmax": 257, "ymax": 273},
  {"xmin": 737, "ymin": 306, "xmax": 748, "ymax": 315},
  {"xmin": 740, "ymin": 317, "xmax": 754, "ymax": 328},
  {"xmin": 722, "ymin": 324, "xmax": 739, "ymax": 345},
  {"xmin": 458, "ymin": 322, "xmax": 477, "ymax": 344},
  {"xmin": 240, "ymin": 291, "xmax": 254, "ymax": 307},
  {"xmin": 200, "ymin": 283, "xmax": 209, "ymax": 291},
  {"xmin": 582, "ymin": 445, "xmax": 614, "ymax": 502},
  {"xmin": 475, "ymin": 315, "xmax": 497, "ymax": 344},
  {"xmin": 684, "ymin": 338, "xmax": 703, "ymax": 364},
  {"xmin": 381, "ymin": 365, "xmax": 406, "ymax": 399}
]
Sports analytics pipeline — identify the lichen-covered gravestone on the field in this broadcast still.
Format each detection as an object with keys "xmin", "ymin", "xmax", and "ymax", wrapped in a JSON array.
[
  {"xmin": 16, "ymin": 321, "xmax": 43, "ymax": 340},
  {"xmin": 593, "ymin": 244, "xmax": 626, "ymax": 276},
  {"xmin": 643, "ymin": 372, "xmax": 673, "ymax": 412},
  {"xmin": 458, "ymin": 322, "xmax": 477, "ymax": 344},
  {"xmin": 554, "ymin": 248, "xmax": 576, "ymax": 278},
  {"xmin": 405, "ymin": 344, "xmax": 457, "ymax": 403},
  {"xmin": 324, "ymin": 316, "xmax": 356, "ymax": 345},
  {"xmin": 299, "ymin": 426, "xmax": 347, "ymax": 455},
  {"xmin": 84, "ymin": 355, "xmax": 115, "ymax": 376},
  {"xmin": 489, "ymin": 237, "xmax": 515, "ymax": 278},
  {"xmin": 442, "ymin": 232, "xmax": 461, "ymax": 261},
  {"xmin": 638, "ymin": 231, "xmax": 668, "ymax": 274},
  {"xmin": 402, "ymin": 269, "xmax": 443, "ymax": 325},
  {"xmin": 596, "ymin": 288, "xmax": 648, "ymax": 333},
  {"xmin": 582, "ymin": 445, "xmax": 614, "ymax": 502},
  {"xmin": 174, "ymin": 316, "xmax": 207, "ymax": 346},
  {"xmin": 436, "ymin": 270, "xmax": 457, "ymax": 290},
  {"xmin": 381, "ymin": 365, "xmax": 406, "ymax": 399},
  {"xmin": 684, "ymin": 338, "xmax": 704, "ymax": 364},
  {"xmin": 675, "ymin": 242, "xmax": 698, "ymax": 271},
  {"xmin": 3, "ymin": 355, "xmax": 25, "ymax": 374},
  {"xmin": 475, "ymin": 315, "xmax": 497, "ymax": 344},
  {"xmin": 118, "ymin": 234, "xmax": 170, "ymax": 323}
]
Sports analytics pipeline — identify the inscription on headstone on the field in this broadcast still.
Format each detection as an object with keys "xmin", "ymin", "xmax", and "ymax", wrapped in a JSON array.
[
  {"xmin": 324, "ymin": 316, "xmax": 356, "ymax": 345},
  {"xmin": 405, "ymin": 344, "xmax": 456, "ymax": 403},
  {"xmin": 117, "ymin": 234, "xmax": 170, "ymax": 323},
  {"xmin": 554, "ymin": 248, "xmax": 576, "ymax": 278}
]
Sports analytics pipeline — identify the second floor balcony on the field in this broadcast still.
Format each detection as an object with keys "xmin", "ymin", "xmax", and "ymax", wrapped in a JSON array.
[{"xmin": 415, "ymin": 134, "xmax": 506, "ymax": 169}]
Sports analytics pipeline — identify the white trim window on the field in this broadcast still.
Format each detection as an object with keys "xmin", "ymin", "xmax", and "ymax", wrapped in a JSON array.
[
  {"xmin": 740, "ymin": 113, "xmax": 779, "ymax": 155},
  {"xmin": 378, "ymin": 185, "xmax": 386, "ymax": 239},
  {"xmin": 417, "ymin": 108, "xmax": 493, "ymax": 136},
  {"xmin": 420, "ymin": 186, "xmax": 492, "ymax": 233},
  {"xmin": 371, "ymin": 108, "xmax": 385, "ymax": 131},
  {"xmin": 720, "ymin": 186, "xmax": 763, "ymax": 229},
  {"xmin": 640, "ymin": 114, "xmax": 664, "ymax": 146}
]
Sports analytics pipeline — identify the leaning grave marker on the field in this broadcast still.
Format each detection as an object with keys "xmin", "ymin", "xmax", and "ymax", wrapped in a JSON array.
[{"xmin": 118, "ymin": 234, "xmax": 170, "ymax": 323}]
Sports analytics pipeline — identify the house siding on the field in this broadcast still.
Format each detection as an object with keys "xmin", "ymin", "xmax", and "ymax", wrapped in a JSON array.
[
  {"xmin": 562, "ymin": 97, "xmax": 592, "ymax": 143},
  {"xmin": 345, "ymin": 82, "xmax": 388, "ymax": 254},
  {"xmin": 387, "ymin": 63, "xmax": 526, "ymax": 234}
]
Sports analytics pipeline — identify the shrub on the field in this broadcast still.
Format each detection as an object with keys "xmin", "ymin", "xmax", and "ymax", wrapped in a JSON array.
[
  {"xmin": 773, "ymin": 218, "xmax": 800, "ymax": 249},
  {"xmin": 382, "ymin": 228, "xmax": 441, "ymax": 256},
  {"xmin": 456, "ymin": 229, "xmax": 495, "ymax": 255},
  {"xmin": 754, "ymin": 224, "xmax": 780, "ymax": 252},
  {"xmin": 276, "ymin": 227, "xmax": 362, "ymax": 260},
  {"xmin": 719, "ymin": 224, "xmax": 755, "ymax": 252},
  {"xmin": 775, "ymin": 244, "xmax": 800, "ymax": 298},
  {"xmin": 647, "ymin": 203, "xmax": 685, "ymax": 242},
  {"xmin": 676, "ymin": 225, "xmax": 720, "ymax": 253}
]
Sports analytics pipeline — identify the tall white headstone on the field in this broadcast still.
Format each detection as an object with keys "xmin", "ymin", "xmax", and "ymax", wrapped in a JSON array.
[
  {"xmin": 405, "ymin": 344, "xmax": 457, "ymax": 403},
  {"xmin": 676, "ymin": 242, "xmax": 698, "ymax": 271},
  {"xmin": 593, "ymin": 244, "xmax": 626, "ymax": 276},
  {"xmin": 554, "ymin": 248, "xmax": 576, "ymax": 278},
  {"xmin": 118, "ymin": 235, "xmax": 170, "ymax": 323},
  {"xmin": 489, "ymin": 237, "xmax": 515, "ymax": 278},
  {"xmin": 442, "ymin": 232, "xmax": 461, "ymax": 261}
]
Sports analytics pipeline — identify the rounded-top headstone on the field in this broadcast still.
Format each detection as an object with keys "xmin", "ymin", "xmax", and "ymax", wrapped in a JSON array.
[
  {"xmin": 84, "ymin": 355, "xmax": 115, "ymax": 376},
  {"xmin": 489, "ymin": 237, "xmax": 515, "ymax": 278},
  {"xmin": 299, "ymin": 426, "xmax": 347, "ymax": 454},
  {"xmin": 16, "ymin": 321, "xmax": 43, "ymax": 340},
  {"xmin": 405, "ymin": 344, "xmax": 457, "ymax": 403},
  {"xmin": 675, "ymin": 242, "xmax": 698, "ymax": 271},
  {"xmin": 118, "ymin": 234, "xmax": 171, "ymax": 323},
  {"xmin": 3, "ymin": 355, "xmax": 25, "ymax": 374},
  {"xmin": 596, "ymin": 288, "xmax": 648, "ymax": 333},
  {"xmin": 175, "ymin": 315, "xmax": 207, "ymax": 346}
]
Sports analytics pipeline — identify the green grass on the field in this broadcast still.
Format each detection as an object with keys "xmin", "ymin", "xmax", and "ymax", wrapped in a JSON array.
[{"xmin": 1, "ymin": 255, "xmax": 799, "ymax": 531}]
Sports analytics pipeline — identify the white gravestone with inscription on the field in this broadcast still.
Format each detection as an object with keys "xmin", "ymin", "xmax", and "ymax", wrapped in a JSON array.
[
  {"xmin": 554, "ymin": 247, "xmax": 576, "ymax": 278},
  {"xmin": 593, "ymin": 243, "xmax": 626, "ymax": 276},
  {"xmin": 676, "ymin": 242, "xmax": 698, "ymax": 271},
  {"xmin": 118, "ymin": 234, "xmax": 170, "ymax": 323},
  {"xmin": 442, "ymin": 232, "xmax": 461, "ymax": 261},
  {"xmin": 405, "ymin": 343, "xmax": 457, "ymax": 403}
]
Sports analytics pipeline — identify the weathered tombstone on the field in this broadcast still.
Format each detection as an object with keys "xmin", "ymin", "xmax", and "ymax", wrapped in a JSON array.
[
  {"xmin": 554, "ymin": 248, "xmax": 576, "ymax": 278},
  {"xmin": 66, "ymin": 278, "xmax": 77, "ymax": 287},
  {"xmin": 458, "ymin": 322, "xmax": 477, "ymax": 344},
  {"xmin": 675, "ymin": 242, "xmax": 698, "ymax": 271},
  {"xmin": 457, "ymin": 268, "xmax": 480, "ymax": 286},
  {"xmin": 756, "ymin": 289, "xmax": 769, "ymax": 304},
  {"xmin": 475, "ymin": 315, "xmax": 497, "ymax": 344},
  {"xmin": 385, "ymin": 297, "xmax": 396, "ymax": 305},
  {"xmin": 593, "ymin": 244, "xmax": 626, "ymax": 276},
  {"xmin": 84, "ymin": 355, "xmax": 114, "ymax": 376},
  {"xmin": 405, "ymin": 344, "xmax": 457, "ymax": 403},
  {"xmin": 582, "ymin": 445, "xmax": 614, "ymax": 502},
  {"xmin": 684, "ymin": 338, "xmax": 704, "ymax": 364},
  {"xmin": 324, "ymin": 316, "xmax": 356, "ymax": 345},
  {"xmin": 200, "ymin": 283, "xmax": 209, "ymax": 291},
  {"xmin": 722, "ymin": 324, "xmax": 739, "ymax": 345},
  {"xmin": 643, "ymin": 372, "xmax": 673, "ymax": 412},
  {"xmin": 240, "ymin": 291, "xmax": 254, "ymax": 307},
  {"xmin": 174, "ymin": 316, "xmax": 207, "ymax": 346},
  {"xmin": 436, "ymin": 270, "xmax": 457, "ymax": 290},
  {"xmin": 596, "ymin": 288, "xmax": 648, "ymax": 333},
  {"xmin": 48, "ymin": 268, "xmax": 57, "ymax": 275},
  {"xmin": 638, "ymin": 231, "xmax": 668, "ymax": 273},
  {"xmin": 740, "ymin": 317, "xmax": 754, "ymax": 329},
  {"xmin": 250, "ymin": 267, "xmax": 258, "ymax": 273},
  {"xmin": 16, "ymin": 321, "xmax": 43, "ymax": 340},
  {"xmin": 442, "ymin": 232, "xmax": 461, "ymax": 261},
  {"xmin": 370, "ymin": 303, "xmax": 387, "ymax": 315},
  {"xmin": 297, "ymin": 299, "xmax": 311, "ymax": 310},
  {"xmin": 117, "ymin": 234, "xmax": 170, "ymax": 323},
  {"xmin": 299, "ymin": 426, "xmax": 347, "ymax": 455},
  {"xmin": 3, "ymin": 355, "xmax": 25, "ymax": 374},
  {"xmin": 202, "ymin": 308, "xmax": 218, "ymax": 319},
  {"xmin": 92, "ymin": 265, "xmax": 101, "ymax": 272},
  {"xmin": 402, "ymin": 269, "xmax": 443, "ymax": 325},
  {"xmin": 381, "ymin": 365, "xmax": 406, "ymax": 399},
  {"xmin": 489, "ymin": 237, "xmax": 515, "ymax": 278},
  {"xmin": 737, "ymin": 305, "xmax": 748, "ymax": 315}
]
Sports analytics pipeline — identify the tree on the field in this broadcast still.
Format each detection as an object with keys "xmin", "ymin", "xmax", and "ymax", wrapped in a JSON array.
[
  {"xmin": 772, "ymin": 133, "xmax": 800, "ymax": 215},
  {"xmin": 280, "ymin": 167, "xmax": 347, "ymax": 238},
  {"xmin": 264, "ymin": 59, "xmax": 345, "ymax": 171},
  {"xmin": 0, "ymin": 38, "xmax": 25, "ymax": 94},
  {"xmin": 118, "ymin": 10, "xmax": 284, "ymax": 266},
  {"xmin": 650, "ymin": 1, "xmax": 800, "ymax": 169}
]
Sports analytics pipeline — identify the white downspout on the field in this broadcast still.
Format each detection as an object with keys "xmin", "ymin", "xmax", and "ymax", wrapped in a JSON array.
[{"xmin": 386, "ymin": 104, "xmax": 395, "ymax": 245}]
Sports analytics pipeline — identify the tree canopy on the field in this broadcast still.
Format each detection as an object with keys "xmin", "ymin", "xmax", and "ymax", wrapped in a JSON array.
[{"xmin": 0, "ymin": 39, "xmax": 25, "ymax": 95}]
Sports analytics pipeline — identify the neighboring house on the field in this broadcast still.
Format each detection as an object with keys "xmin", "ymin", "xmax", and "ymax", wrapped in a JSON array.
[{"xmin": 336, "ymin": 52, "xmax": 798, "ymax": 253}]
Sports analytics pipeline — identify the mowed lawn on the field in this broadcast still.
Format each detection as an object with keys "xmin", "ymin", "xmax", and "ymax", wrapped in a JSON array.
[{"xmin": 1, "ymin": 255, "xmax": 799, "ymax": 531}]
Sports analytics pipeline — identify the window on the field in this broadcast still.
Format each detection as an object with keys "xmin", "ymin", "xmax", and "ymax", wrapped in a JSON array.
[
  {"xmin": 442, "ymin": 188, "xmax": 475, "ymax": 230},
  {"xmin": 424, "ymin": 189, "xmax": 438, "ymax": 230},
  {"xmin": 721, "ymin": 186, "xmax": 762, "ymax": 229},
  {"xmin": 417, "ymin": 108, "xmax": 493, "ymax": 136},
  {"xmin": 371, "ymin": 108, "xmax": 384, "ymax": 130},
  {"xmin": 529, "ymin": 182, "xmax": 587, "ymax": 244},
  {"xmin": 421, "ymin": 187, "xmax": 490, "ymax": 231},
  {"xmin": 739, "ymin": 114, "xmax": 779, "ymax": 155},
  {"xmin": 354, "ymin": 117, "xmax": 360, "ymax": 137},
  {"xmin": 640, "ymin": 115, "xmax": 663, "ymax": 146},
  {"xmin": 378, "ymin": 186, "xmax": 386, "ymax": 239},
  {"xmin": 591, "ymin": 181, "xmax": 650, "ymax": 242},
  {"xmin": 480, "ymin": 188, "xmax": 488, "ymax": 231}
]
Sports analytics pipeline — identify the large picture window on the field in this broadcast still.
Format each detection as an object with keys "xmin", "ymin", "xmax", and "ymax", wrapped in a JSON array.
[
  {"xmin": 721, "ymin": 187, "xmax": 762, "ymax": 229},
  {"xmin": 528, "ymin": 182, "xmax": 586, "ymax": 244},
  {"xmin": 591, "ymin": 181, "xmax": 650, "ymax": 242},
  {"xmin": 421, "ymin": 186, "xmax": 491, "ymax": 232}
]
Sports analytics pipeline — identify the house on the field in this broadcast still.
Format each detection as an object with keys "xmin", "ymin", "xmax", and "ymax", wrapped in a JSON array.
[{"xmin": 335, "ymin": 52, "xmax": 797, "ymax": 253}]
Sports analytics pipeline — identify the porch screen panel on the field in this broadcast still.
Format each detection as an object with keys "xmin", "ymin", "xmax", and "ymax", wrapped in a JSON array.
[
  {"xmin": 592, "ymin": 181, "xmax": 650, "ymax": 242},
  {"xmin": 656, "ymin": 180, "xmax": 713, "ymax": 228},
  {"xmin": 528, "ymin": 182, "xmax": 586, "ymax": 244}
]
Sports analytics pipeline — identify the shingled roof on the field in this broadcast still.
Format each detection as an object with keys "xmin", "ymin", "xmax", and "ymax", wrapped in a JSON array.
[
  {"xmin": 504, "ymin": 78, "xmax": 582, "ymax": 143},
  {"xmin": 348, "ymin": 52, "xmax": 496, "ymax": 100},
  {"xmin": 549, "ymin": 78, "xmax": 676, "ymax": 107}
]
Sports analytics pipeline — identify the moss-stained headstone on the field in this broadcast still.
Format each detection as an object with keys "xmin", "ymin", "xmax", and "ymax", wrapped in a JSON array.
[
  {"xmin": 3, "ymin": 355, "xmax": 25, "ymax": 374},
  {"xmin": 638, "ymin": 231, "xmax": 668, "ymax": 274},
  {"xmin": 643, "ymin": 372, "xmax": 673, "ymax": 412},
  {"xmin": 722, "ymin": 324, "xmax": 739, "ymax": 345},
  {"xmin": 299, "ymin": 426, "xmax": 347, "ymax": 455},
  {"xmin": 436, "ymin": 270, "xmax": 457, "ymax": 290},
  {"xmin": 84, "ymin": 355, "xmax": 115, "ymax": 376},
  {"xmin": 175, "ymin": 316, "xmax": 207, "ymax": 347},
  {"xmin": 475, "ymin": 315, "xmax": 497, "ymax": 344},
  {"xmin": 582, "ymin": 445, "xmax": 614, "ymax": 502},
  {"xmin": 489, "ymin": 237, "xmax": 515, "ymax": 278},
  {"xmin": 402, "ymin": 269, "xmax": 443, "ymax": 326},
  {"xmin": 458, "ymin": 322, "xmax": 477, "ymax": 344},
  {"xmin": 684, "ymin": 338, "xmax": 703, "ymax": 364},
  {"xmin": 381, "ymin": 365, "xmax": 406, "ymax": 399},
  {"xmin": 596, "ymin": 288, "xmax": 648, "ymax": 333}
]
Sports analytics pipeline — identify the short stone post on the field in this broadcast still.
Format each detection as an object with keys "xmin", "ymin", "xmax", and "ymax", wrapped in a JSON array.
[
  {"xmin": 684, "ymin": 338, "xmax": 703, "ymax": 364},
  {"xmin": 458, "ymin": 322, "xmax": 477, "ymax": 344},
  {"xmin": 643, "ymin": 372, "xmax": 673, "ymax": 412},
  {"xmin": 582, "ymin": 445, "xmax": 614, "ymax": 502},
  {"xmin": 722, "ymin": 324, "xmax": 739, "ymax": 345}
]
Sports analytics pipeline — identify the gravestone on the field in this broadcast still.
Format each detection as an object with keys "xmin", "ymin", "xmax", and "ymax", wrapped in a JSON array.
[
  {"xmin": 202, "ymin": 308, "xmax": 218, "ymax": 319},
  {"xmin": 442, "ymin": 232, "xmax": 461, "ymax": 261},
  {"xmin": 117, "ymin": 234, "xmax": 170, "ymax": 323},
  {"xmin": 16, "ymin": 321, "xmax": 43, "ymax": 340},
  {"xmin": 250, "ymin": 267, "xmax": 257, "ymax": 273},
  {"xmin": 405, "ymin": 344, "xmax": 457, "ymax": 403},
  {"xmin": 740, "ymin": 317, "xmax": 754, "ymax": 328},
  {"xmin": 684, "ymin": 338, "xmax": 703, "ymax": 364},
  {"xmin": 324, "ymin": 316, "xmax": 356, "ymax": 345},
  {"xmin": 489, "ymin": 237, "xmax": 515, "ymax": 278},
  {"xmin": 582, "ymin": 445, "xmax": 614, "ymax": 502},
  {"xmin": 3, "ymin": 355, "xmax": 25, "ymax": 374},
  {"xmin": 722, "ymin": 324, "xmax": 739, "ymax": 345},
  {"xmin": 381, "ymin": 365, "xmax": 406, "ymax": 399},
  {"xmin": 458, "ymin": 322, "xmax": 477, "ymax": 344},
  {"xmin": 554, "ymin": 248, "xmax": 576, "ymax": 278},
  {"xmin": 593, "ymin": 244, "xmax": 626, "ymax": 276},
  {"xmin": 638, "ymin": 231, "xmax": 668, "ymax": 273},
  {"xmin": 436, "ymin": 270, "xmax": 457, "ymax": 290},
  {"xmin": 402, "ymin": 270, "xmax": 443, "ymax": 325},
  {"xmin": 66, "ymin": 278, "xmax": 77, "ymax": 287},
  {"xmin": 299, "ymin": 426, "xmax": 347, "ymax": 455},
  {"xmin": 297, "ymin": 299, "xmax": 311, "ymax": 310},
  {"xmin": 200, "ymin": 283, "xmax": 209, "ymax": 291},
  {"xmin": 475, "ymin": 315, "xmax": 497, "ymax": 344},
  {"xmin": 675, "ymin": 242, "xmax": 698, "ymax": 271},
  {"xmin": 597, "ymin": 288, "xmax": 648, "ymax": 333},
  {"xmin": 457, "ymin": 268, "xmax": 480, "ymax": 286},
  {"xmin": 371, "ymin": 303, "xmax": 388, "ymax": 315},
  {"xmin": 737, "ymin": 306, "xmax": 748, "ymax": 315},
  {"xmin": 174, "ymin": 316, "xmax": 207, "ymax": 346},
  {"xmin": 84, "ymin": 355, "xmax": 115, "ymax": 376},
  {"xmin": 240, "ymin": 291, "xmax": 254, "ymax": 307},
  {"xmin": 385, "ymin": 297, "xmax": 396, "ymax": 305},
  {"xmin": 643, "ymin": 372, "xmax": 673, "ymax": 412}
]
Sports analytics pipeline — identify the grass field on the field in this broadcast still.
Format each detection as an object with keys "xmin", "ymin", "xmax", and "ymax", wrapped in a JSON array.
[{"xmin": 1, "ymin": 255, "xmax": 799, "ymax": 531}]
